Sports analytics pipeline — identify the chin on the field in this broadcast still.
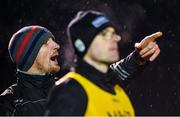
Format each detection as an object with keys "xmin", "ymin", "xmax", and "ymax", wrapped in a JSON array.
[
  {"xmin": 50, "ymin": 66, "xmax": 60, "ymax": 73},
  {"xmin": 106, "ymin": 58, "xmax": 119, "ymax": 64},
  {"xmin": 111, "ymin": 59, "xmax": 119, "ymax": 63},
  {"xmin": 111, "ymin": 55, "xmax": 120, "ymax": 62}
]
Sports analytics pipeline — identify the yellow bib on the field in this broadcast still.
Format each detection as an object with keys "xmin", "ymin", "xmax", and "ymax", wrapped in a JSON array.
[{"xmin": 63, "ymin": 72, "xmax": 135, "ymax": 116}]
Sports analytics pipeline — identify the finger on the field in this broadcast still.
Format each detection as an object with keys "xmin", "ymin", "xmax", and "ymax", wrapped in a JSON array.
[
  {"xmin": 135, "ymin": 39, "xmax": 148, "ymax": 49},
  {"xmin": 146, "ymin": 32, "xmax": 163, "ymax": 42},
  {"xmin": 141, "ymin": 45, "xmax": 158, "ymax": 58},
  {"xmin": 149, "ymin": 49, "xmax": 160, "ymax": 61},
  {"xmin": 139, "ymin": 45, "xmax": 152, "ymax": 56},
  {"xmin": 141, "ymin": 48, "xmax": 155, "ymax": 58},
  {"xmin": 136, "ymin": 32, "xmax": 162, "ymax": 49},
  {"xmin": 135, "ymin": 32, "xmax": 162, "ymax": 50},
  {"xmin": 134, "ymin": 42, "xmax": 141, "ymax": 50},
  {"xmin": 139, "ymin": 42, "xmax": 155, "ymax": 55}
]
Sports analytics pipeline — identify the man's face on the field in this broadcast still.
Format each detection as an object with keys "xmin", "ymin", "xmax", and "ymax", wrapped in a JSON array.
[
  {"xmin": 29, "ymin": 38, "xmax": 60, "ymax": 74},
  {"xmin": 86, "ymin": 27, "xmax": 121, "ymax": 64}
]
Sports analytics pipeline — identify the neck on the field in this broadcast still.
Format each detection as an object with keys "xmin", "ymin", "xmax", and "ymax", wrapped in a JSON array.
[
  {"xmin": 83, "ymin": 55, "xmax": 109, "ymax": 73},
  {"xmin": 27, "ymin": 67, "xmax": 46, "ymax": 75},
  {"xmin": 17, "ymin": 69, "xmax": 45, "ymax": 76}
]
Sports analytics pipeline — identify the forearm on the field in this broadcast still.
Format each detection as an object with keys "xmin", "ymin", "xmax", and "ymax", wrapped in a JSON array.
[{"xmin": 110, "ymin": 50, "xmax": 148, "ymax": 81}]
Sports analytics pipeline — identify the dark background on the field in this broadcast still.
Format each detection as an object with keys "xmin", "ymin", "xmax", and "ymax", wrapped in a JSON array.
[{"xmin": 0, "ymin": 0, "xmax": 180, "ymax": 115}]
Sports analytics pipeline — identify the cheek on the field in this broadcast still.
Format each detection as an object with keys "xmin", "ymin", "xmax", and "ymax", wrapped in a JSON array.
[
  {"xmin": 91, "ymin": 46, "xmax": 107, "ymax": 59},
  {"xmin": 37, "ymin": 52, "xmax": 50, "ymax": 66},
  {"xmin": 91, "ymin": 44, "xmax": 101, "ymax": 54},
  {"xmin": 89, "ymin": 39, "xmax": 109, "ymax": 59}
]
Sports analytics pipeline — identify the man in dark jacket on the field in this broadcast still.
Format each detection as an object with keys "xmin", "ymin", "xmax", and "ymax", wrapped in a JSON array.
[
  {"xmin": 45, "ymin": 10, "xmax": 162, "ymax": 116},
  {"xmin": 0, "ymin": 25, "xmax": 60, "ymax": 116}
]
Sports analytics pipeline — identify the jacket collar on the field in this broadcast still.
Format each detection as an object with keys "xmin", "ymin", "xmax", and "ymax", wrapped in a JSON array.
[
  {"xmin": 76, "ymin": 58, "xmax": 107, "ymax": 81},
  {"xmin": 16, "ymin": 69, "xmax": 55, "ymax": 93}
]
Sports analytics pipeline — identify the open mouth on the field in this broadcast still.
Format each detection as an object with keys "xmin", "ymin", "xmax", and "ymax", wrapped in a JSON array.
[{"xmin": 50, "ymin": 54, "xmax": 59, "ymax": 64}]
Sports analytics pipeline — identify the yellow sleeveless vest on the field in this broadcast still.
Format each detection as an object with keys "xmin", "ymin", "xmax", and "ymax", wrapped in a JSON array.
[{"xmin": 62, "ymin": 72, "xmax": 135, "ymax": 116}]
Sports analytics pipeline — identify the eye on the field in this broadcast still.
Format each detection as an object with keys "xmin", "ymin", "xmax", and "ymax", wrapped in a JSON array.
[
  {"xmin": 100, "ymin": 31, "xmax": 107, "ymax": 36},
  {"xmin": 43, "ymin": 39, "xmax": 49, "ymax": 45}
]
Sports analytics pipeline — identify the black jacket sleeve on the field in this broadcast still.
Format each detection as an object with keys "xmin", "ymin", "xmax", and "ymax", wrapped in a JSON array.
[
  {"xmin": 110, "ymin": 50, "xmax": 148, "ymax": 82},
  {"xmin": 0, "ymin": 85, "xmax": 16, "ymax": 116},
  {"xmin": 0, "ymin": 96, "xmax": 13, "ymax": 116},
  {"xmin": 45, "ymin": 79, "xmax": 88, "ymax": 116}
]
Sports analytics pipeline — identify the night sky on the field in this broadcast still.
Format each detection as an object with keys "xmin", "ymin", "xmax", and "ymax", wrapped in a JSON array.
[{"xmin": 0, "ymin": 0, "xmax": 180, "ymax": 115}]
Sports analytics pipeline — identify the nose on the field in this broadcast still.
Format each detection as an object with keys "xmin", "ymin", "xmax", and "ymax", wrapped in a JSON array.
[
  {"xmin": 112, "ymin": 34, "xmax": 121, "ymax": 42},
  {"xmin": 54, "ymin": 41, "xmax": 60, "ymax": 50}
]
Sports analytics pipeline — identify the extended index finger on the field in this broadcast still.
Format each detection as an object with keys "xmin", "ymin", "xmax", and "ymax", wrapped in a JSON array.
[{"xmin": 146, "ymin": 32, "xmax": 163, "ymax": 42}]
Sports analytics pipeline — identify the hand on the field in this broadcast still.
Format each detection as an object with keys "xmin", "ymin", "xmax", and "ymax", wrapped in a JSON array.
[{"xmin": 134, "ymin": 32, "xmax": 163, "ymax": 62}]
